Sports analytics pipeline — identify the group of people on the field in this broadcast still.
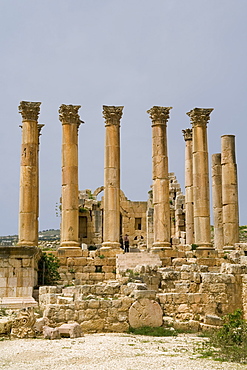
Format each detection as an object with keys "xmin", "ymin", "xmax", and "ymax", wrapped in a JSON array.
[{"xmin": 120, "ymin": 234, "xmax": 129, "ymax": 253}]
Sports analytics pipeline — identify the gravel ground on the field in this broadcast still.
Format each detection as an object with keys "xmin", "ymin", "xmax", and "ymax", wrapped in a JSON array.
[{"xmin": 0, "ymin": 333, "xmax": 246, "ymax": 370}]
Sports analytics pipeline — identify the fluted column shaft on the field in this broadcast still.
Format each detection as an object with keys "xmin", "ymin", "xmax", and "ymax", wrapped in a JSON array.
[
  {"xmin": 212, "ymin": 153, "xmax": 224, "ymax": 250},
  {"xmin": 102, "ymin": 106, "xmax": 123, "ymax": 250},
  {"xmin": 148, "ymin": 106, "xmax": 172, "ymax": 249},
  {"xmin": 182, "ymin": 129, "xmax": 194, "ymax": 244},
  {"xmin": 187, "ymin": 108, "xmax": 213, "ymax": 249},
  {"xmin": 18, "ymin": 101, "xmax": 41, "ymax": 246},
  {"xmin": 221, "ymin": 135, "xmax": 239, "ymax": 247},
  {"xmin": 59, "ymin": 104, "xmax": 82, "ymax": 248}
]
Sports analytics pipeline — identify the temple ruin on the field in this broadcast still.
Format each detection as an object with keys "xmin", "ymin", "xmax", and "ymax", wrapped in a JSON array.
[{"xmin": 1, "ymin": 101, "xmax": 247, "ymax": 337}]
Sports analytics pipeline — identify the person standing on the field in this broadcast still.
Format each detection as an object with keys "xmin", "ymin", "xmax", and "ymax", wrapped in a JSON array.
[{"xmin": 124, "ymin": 234, "xmax": 129, "ymax": 253}]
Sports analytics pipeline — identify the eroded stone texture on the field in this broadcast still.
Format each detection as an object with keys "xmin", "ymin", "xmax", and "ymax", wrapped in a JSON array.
[
  {"xmin": 59, "ymin": 104, "xmax": 82, "ymax": 249},
  {"xmin": 221, "ymin": 135, "xmax": 239, "ymax": 248},
  {"xmin": 187, "ymin": 108, "xmax": 213, "ymax": 249},
  {"xmin": 101, "ymin": 106, "xmax": 123, "ymax": 252},
  {"xmin": 11, "ymin": 307, "xmax": 36, "ymax": 338},
  {"xmin": 147, "ymin": 106, "xmax": 172, "ymax": 249},
  {"xmin": 212, "ymin": 153, "xmax": 223, "ymax": 250},
  {"xmin": 182, "ymin": 129, "xmax": 194, "ymax": 244},
  {"xmin": 128, "ymin": 298, "xmax": 163, "ymax": 328},
  {"xmin": 18, "ymin": 101, "xmax": 42, "ymax": 247}
]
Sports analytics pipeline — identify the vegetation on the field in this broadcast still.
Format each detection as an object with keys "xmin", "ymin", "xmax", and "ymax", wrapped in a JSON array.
[
  {"xmin": 38, "ymin": 252, "xmax": 61, "ymax": 286},
  {"xmin": 199, "ymin": 309, "xmax": 247, "ymax": 363},
  {"xmin": 128, "ymin": 326, "xmax": 177, "ymax": 337}
]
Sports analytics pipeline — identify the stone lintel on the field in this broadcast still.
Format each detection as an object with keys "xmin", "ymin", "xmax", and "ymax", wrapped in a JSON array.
[
  {"xmin": 103, "ymin": 105, "xmax": 124, "ymax": 126},
  {"xmin": 0, "ymin": 245, "xmax": 41, "ymax": 259},
  {"xmin": 0, "ymin": 297, "xmax": 38, "ymax": 309},
  {"xmin": 182, "ymin": 128, "xmax": 192, "ymax": 141},
  {"xmin": 147, "ymin": 106, "xmax": 172, "ymax": 125},
  {"xmin": 59, "ymin": 104, "xmax": 83, "ymax": 127},
  {"xmin": 18, "ymin": 101, "xmax": 41, "ymax": 121},
  {"xmin": 187, "ymin": 107, "xmax": 213, "ymax": 127}
]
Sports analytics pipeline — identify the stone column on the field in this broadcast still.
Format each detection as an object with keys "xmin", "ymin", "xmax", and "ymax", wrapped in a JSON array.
[
  {"xmin": 187, "ymin": 108, "xmax": 213, "ymax": 249},
  {"xmin": 182, "ymin": 129, "xmax": 194, "ymax": 244},
  {"xmin": 221, "ymin": 135, "xmax": 239, "ymax": 247},
  {"xmin": 212, "ymin": 153, "xmax": 224, "ymax": 250},
  {"xmin": 147, "ymin": 106, "xmax": 172, "ymax": 250},
  {"xmin": 59, "ymin": 104, "xmax": 82, "ymax": 249},
  {"xmin": 18, "ymin": 101, "xmax": 41, "ymax": 247},
  {"xmin": 101, "ymin": 105, "xmax": 123, "ymax": 251}
]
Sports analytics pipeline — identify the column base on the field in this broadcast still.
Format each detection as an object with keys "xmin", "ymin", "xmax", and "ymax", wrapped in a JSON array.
[
  {"xmin": 196, "ymin": 243, "xmax": 214, "ymax": 250},
  {"xmin": 152, "ymin": 242, "xmax": 171, "ymax": 250},
  {"xmin": 100, "ymin": 242, "xmax": 123, "ymax": 257},
  {"xmin": 17, "ymin": 241, "xmax": 37, "ymax": 247},
  {"xmin": 59, "ymin": 241, "xmax": 81, "ymax": 249}
]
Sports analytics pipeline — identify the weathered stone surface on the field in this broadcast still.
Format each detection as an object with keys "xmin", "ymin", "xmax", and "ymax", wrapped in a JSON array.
[{"xmin": 129, "ymin": 298, "xmax": 163, "ymax": 328}]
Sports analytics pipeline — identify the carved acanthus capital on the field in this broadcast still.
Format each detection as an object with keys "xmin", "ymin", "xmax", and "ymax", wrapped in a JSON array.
[
  {"xmin": 182, "ymin": 128, "xmax": 192, "ymax": 141},
  {"xmin": 59, "ymin": 104, "xmax": 83, "ymax": 127},
  {"xmin": 103, "ymin": 106, "xmax": 124, "ymax": 125},
  {"xmin": 147, "ymin": 106, "xmax": 172, "ymax": 125},
  {"xmin": 187, "ymin": 108, "xmax": 213, "ymax": 127},
  {"xmin": 18, "ymin": 101, "xmax": 41, "ymax": 121}
]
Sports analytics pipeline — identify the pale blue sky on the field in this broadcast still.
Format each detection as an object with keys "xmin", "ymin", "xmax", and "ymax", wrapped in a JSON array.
[{"xmin": 0, "ymin": 0, "xmax": 247, "ymax": 235}]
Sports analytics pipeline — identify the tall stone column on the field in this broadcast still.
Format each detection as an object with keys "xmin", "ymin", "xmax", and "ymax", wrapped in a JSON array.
[
  {"xmin": 182, "ymin": 128, "xmax": 194, "ymax": 245},
  {"xmin": 212, "ymin": 153, "xmax": 224, "ymax": 250},
  {"xmin": 187, "ymin": 108, "xmax": 213, "ymax": 249},
  {"xmin": 18, "ymin": 101, "xmax": 41, "ymax": 247},
  {"xmin": 59, "ymin": 104, "xmax": 82, "ymax": 249},
  {"xmin": 147, "ymin": 106, "xmax": 172, "ymax": 250},
  {"xmin": 221, "ymin": 135, "xmax": 239, "ymax": 247},
  {"xmin": 101, "ymin": 106, "xmax": 123, "ymax": 251}
]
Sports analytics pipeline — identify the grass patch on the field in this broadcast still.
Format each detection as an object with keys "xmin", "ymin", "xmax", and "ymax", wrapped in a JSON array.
[
  {"xmin": 198, "ymin": 309, "xmax": 247, "ymax": 363},
  {"xmin": 128, "ymin": 326, "xmax": 177, "ymax": 337}
]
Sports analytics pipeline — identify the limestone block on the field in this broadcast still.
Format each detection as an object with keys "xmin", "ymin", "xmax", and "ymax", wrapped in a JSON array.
[
  {"xmin": 80, "ymin": 319, "xmax": 105, "ymax": 332},
  {"xmin": 88, "ymin": 300, "xmax": 100, "ymax": 309},
  {"xmin": 0, "ymin": 317, "xmax": 12, "ymax": 334},
  {"xmin": 201, "ymin": 273, "xmax": 235, "ymax": 284},
  {"xmin": 0, "ymin": 277, "xmax": 7, "ymax": 288},
  {"xmin": 82, "ymin": 266, "xmax": 96, "ymax": 273},
  {"xmin": 173, "ymin": 320, "xmax": 200, "ymax": 332},
  {"xmin": 204, "ymin": 315, "xmax": 223, "ymax": 326},
  {"xmin": 43, "ymin": 326, "xmax": 60, "ymax": 339},
  {"xmin": 57, "ymin": 322, "xmax": 84, "ymax": 338},
  {"xmin": 104, "ymin": 273, "xmax": 116, "ymax": 280},
  {"xmin": 89, "ymin": 273, "xmax": 105, "ymax": 281},
  {"xmin": 128, "ymin": 298, "xmax": 163, "ymax": 328},
  {"xmin": 117, "ymin": 297, "xmax": 134, "ymax": 312},
  {"xmin": 104, "ymin": 321, "xmax": 129, "ymax": 333},
  {"xmin": 133, "ymin": 290, "xmax": 156, "ymax": 300}
]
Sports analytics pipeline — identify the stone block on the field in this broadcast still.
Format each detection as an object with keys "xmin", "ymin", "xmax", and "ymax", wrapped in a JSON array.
[
  {"xmin": 133, "ymin": 290, "xmax": 156, "ymax": 300},
  {"xmin": 104, "ymin": 273, "xmax": 116, "ymax": 280},
  {"xmin": 57, "ymin": 249, "xmax": 83, "ymax": 257},
  {"xmin": 80, "ymin": 319, "xmax": 105, "ymax": 332},
  {"xmin": 102, "ymin": 266, "xmax": 115, "ymax": 273},
  {"xmin": 204, "ymin": 315, "xmax": 223, "ymax": 326},
  {"xmin": 129, "ymin": 298, "xmax": 163, "ymax": 328},
  {"xmin": 22, "ymin": 258, "xmax": 31, "ymax": 267},
  {"xmin": 89, "ymin": 273, "xmax": 105, "ymax": 281},
  {"xmin": 0, "ymin": 277, "xmax": 7, "ymax": 288},
  {"xmin": 73, "ymin": 257, "xmax": 88, "ymax": 266},
  {"xmin": 88, "ymin": 300, "xmax": 100, "ymax": 309}
]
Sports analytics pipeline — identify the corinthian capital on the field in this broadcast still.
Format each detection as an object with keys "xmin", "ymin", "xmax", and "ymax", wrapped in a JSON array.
[
  {"xmin": 18, "ymin": 101, "xmax": 41, "ymax": 121},
  {"xmin": 187, "ymin": 108, "xmax": 213, "ymax": 127},
  {"xmin": 103, "ymin": 106, "xmax": 124, "ymax": 125},
  {"xmin": 147, "ymin": 106, "xmax": 172, "ymax": 125},
  {"xmin": 182, "ymin": 128, "xmax": 192, "ymax": 141},
  {"xmin": 59, "ymin": 104, "xmax": 83, "ymax": 126}
]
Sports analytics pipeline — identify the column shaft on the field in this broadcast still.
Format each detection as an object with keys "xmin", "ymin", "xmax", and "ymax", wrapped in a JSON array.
[
  {"xmin": 187, "ymin": 108, "xmax": 213, "ymax": 249},
  {"xmin": 102, "ymin": 106, "xmax": 123, "ymax": 250},
  {"xmin": 212, "ymin": 153, "xmax": 224, "ymax": 250},
  {"xmin": 18, "ymin": 101, "xmax": 41, "ymax": 247},
  {"xmin": 59, "ymin": 104, "xmax": 82, "ymax": 249},
  {"xmin": 147, "ymin": 106, "xmax": 172, "ymax": 249},
  {"xmin": 182, "ymin": 129, "xmax": 194, "ymax": 244},
  {"xmin": 221, "ymin": 135, "xmax": 239, "ymax": 247}
]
